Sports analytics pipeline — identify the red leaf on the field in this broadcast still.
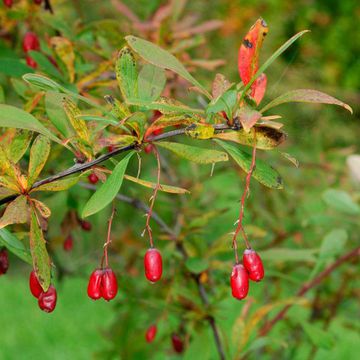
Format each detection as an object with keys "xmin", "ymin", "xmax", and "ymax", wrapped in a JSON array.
[
  {"xmin": 252, "ymin": 73, "xmax": 267, "ymax": 105},
  {"xmin": 238, "ymin": 18, "xmax": 268, "ymax": 96}
]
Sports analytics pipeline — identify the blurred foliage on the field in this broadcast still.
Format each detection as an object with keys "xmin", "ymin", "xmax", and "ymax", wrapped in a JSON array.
[{"xmin": 0, "ymin": 1, "xmax": 359, "ymax": 360}]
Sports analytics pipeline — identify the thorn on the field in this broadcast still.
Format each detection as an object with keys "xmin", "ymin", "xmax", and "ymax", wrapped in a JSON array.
[{"xmin": 141, "ymin": 229, "xmax": 146, "ymax": 237}]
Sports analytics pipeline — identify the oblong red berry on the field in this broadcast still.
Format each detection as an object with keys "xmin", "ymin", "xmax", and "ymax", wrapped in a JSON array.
[
  {"xmin": 3, "ymin": 0, "xmax": 13, "ymax": 8},
  {"xmin": 38, "ymin": 285, "xmax": 57, "ymax": 313},
  {"xmin": 29, "ymin": 271, "xmax": 43, "ymax": 298},
  {"xmin": 145, "ymin": 324, "xmax": 157, "ymax": 343},
  {"xmin": 144, "ymin": 248, "xmax": 162, "ymax": 283},
  {"xmin": 101, "ymin": 268, "xmax": 118, "ymax": 301},
  {"xmin": 33, "ymin": 0, "xmax": 43, "ymax": 4},
  {"xmin": 80, "ymin": 220, "xmax": 92, "ymax": 231},
  {"xmin": 243, "ymin": 249, "xmax": 264, "ymax": 282},
  {"xmin": 23, "ymin": 32, "xmax": 40, "ymax": 53},
  {"xmin": 230, "ymin": 264, "xmax": 249, "ymax": 300},
  {"xmin": 171, "ymin": 334, "xmax": 184, "ymax": 353},
  {"xmin": 87, "ymin": 269, "xmax": 103, "ymax": 300},
  {"xmin": 0, "ymin": 249, "xmax": 9, "ymax": 275}
]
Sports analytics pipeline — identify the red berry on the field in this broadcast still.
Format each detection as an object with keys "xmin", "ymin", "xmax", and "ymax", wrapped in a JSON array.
[
  {"xmin": 3, "ymin": 0, "xmax": 13, "ymax": 8},
  {"xmin": 38, "ymin": 285, "xmax": 57, "ymax": 313},
  {"xmin": 101, "ymin": 268, "xmax": 118, "ymax": 301},
  {"xmin": 87, "ymin": 269, "xmax": 103, "ymax": 300},
  {"xmin": 145, "ymin": 324, "xmax": 157, "ymax": 343},
  {"xmin": 33, "ymin": 0, "xmax": 43, "ymax": 4},
  {"xmin": 23, "ymin": 32, "xmax": 40, "ymax": 53},
  {"xmin": 0, "ymin": 249, "xmax": 9, "ymax": 275},
  {"xmin": 63, "ymin": 235, "xmax": 73, "ymax": 252},
  {"xmin": 107, "ymin": 145, "xmax": 115, "ymax": 153},
  {"xmin": 29, "ymin": 271, "xmax": 43, "ymax": 298},
  {"xmin": 80, "ymin": 220, "xmax": 92, "ymax": 231},
  {"xmin": 144, "ymin": 248, "xmax": 162, "ymax": 283},
  {"xmin": 152, "ymin": 128, "xmax": 163, "ymax": 136},
  {"xmin": 144, "ymin": 144, "xmax": 153, "ymax": 154},
  {"xmin": 26, "ymin": 56, "xmax": 37, "ymax": 69},
  {"xmin": 230, "ymin": 264, "xmax": 249, "ymax": 300},
  {"xmin": 171, "ymin": 334, "xmax": 184, "ymax": 353},
  {"xmin": 88, "ymin": 173, "xmax": 99, "ymax": 184},
  {"xmin": 243, "ymin": 249, "xmax": 264, "ymax": 282}
]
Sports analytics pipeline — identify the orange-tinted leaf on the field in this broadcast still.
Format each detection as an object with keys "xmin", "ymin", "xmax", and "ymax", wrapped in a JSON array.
[
  {"xmin": 238, "ymin": 18, "xmax": 268, "ymax": 86},
  {"xmin": 212, "ymin": 73, "xmax": 232, "ymax": 100},
  {"xmin": 252, "ymin": 73, "xmax": 267, "ymax": 105},
  {"xmin": 0, "ymin": 195, "xmax": 29, "ymax": 229},
  {"xmin": 236, "ymin": 105, "xmax": 262, "ymax": 132}
]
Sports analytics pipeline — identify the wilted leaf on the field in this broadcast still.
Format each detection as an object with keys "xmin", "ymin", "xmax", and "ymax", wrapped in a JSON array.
[
  {"xmin": 212, "ymin": 73, "xmax": 232, "ymax": 99},
  {"xmin": 280, "ymin": 152, "xmax": 299, "ymax": 167},
  {"xmin": 213, "ymin": 127, "xmax": 286, "ymax": 150},
  {"xmin": 260, "ymin": 89, "xmax": 353, "ymax": 114},
  {"xmin": 32, "ymin": 199, "xmax": 51, "ymax": 219},
  {"xmin": 236, "ymin": 105, "xmax": 262, "ymax": 132},
  {"xmin": 0, "ymin": 196, "xmax": 29, "ymax": 229},
  {"xmin": 138, "ymin": 64, "xmax": 166, "ymax": 101},
  {"xmin": 0, "ymin": 228, "xmax": 32, "ymax": 264},
  {"xmin": 116, "ymin": 46, "xmax": 138, "ymax": 101},
  {"xmin": 322, "ymin": 189, "xmax": 360, "ymax": 215},
  {"xmin": 215, "ymin": 140, "xmax": 283, "ymax": 189},
  {"xmin": 28, "ymin": 136, "xmax": 51, "ymax": 187},
  {"xmin": 0, "ymin": 104, "xmax": 63, "ymax": 145},
  {"xmin": 50, "ymin": 37, "xmax": 75, "ymax": 83},
  {"xmin": 157, "ymin": 141, "xmax": 228, "ymax": 164},
  {"xmin": 31, "ymin": 176, "xmax": 79, "ymax": 192},
  {"xmin": 29, "ymin": 209, "xmax": 51, "ymax": 291},
  {"xmin": 252, "ymin": 73, "xmax": 267, "ymax": 105},
  {"xmin": 145, "ymin": 114, "xmax": 192, "ymax": 139},
  {"xmin": 126, "ymin": 36, "xmax": 211, "ymax": 99},
  {"xmin": 124, "ymin": 175, "xmax": 189, "ymax": 194},
  {"xmin": 82, "ymin": 151, "xmax": 134, "ymax": 217}
]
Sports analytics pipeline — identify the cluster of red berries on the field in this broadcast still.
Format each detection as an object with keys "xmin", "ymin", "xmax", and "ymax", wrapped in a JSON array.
[
  {"xmin": 29, "ymin": 271, "xmax": 57, "ymax": 313},
  {"xmin": 22, "ymin": 32, "xmax": 40, "ymax": 69},
  {"xmin": 230, "ymin": 249, "xmax": 264, "ymax": 300},
  {"xmin": 145, "ymin": 324, "xmax": 184, "ymax": 353},
  {"xmin": 3, "ymin": 0, "xmax": 42, "ymax": 8},
  {"xmin": 0, "ymin": 248, "xmax": 9, "ymax": 275},
  {"xmin": 87, "ymin": 268, "xmax": 118, "ymax": 301}
]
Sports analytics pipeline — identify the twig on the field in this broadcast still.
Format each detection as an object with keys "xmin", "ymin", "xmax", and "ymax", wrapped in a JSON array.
[
  {"xmin": 259, "ymin": 246, "xmax": 360, "ymax": 336},
  {"xmin": 101, "ymin": 202, "xmax": 116, "ymax": 268},
  {"xmin": 44, "ymin": 0, "xmax": 54, "ymax": 14}
]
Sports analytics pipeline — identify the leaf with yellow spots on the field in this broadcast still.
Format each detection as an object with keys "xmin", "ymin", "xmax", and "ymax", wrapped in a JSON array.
[
  {"xmin": 50, "ymin": 37, "xmax": 75, "ymax": 83},
  {"xmin": 0, "ymin": 196, "xmax": 29, "ymax": 229}
]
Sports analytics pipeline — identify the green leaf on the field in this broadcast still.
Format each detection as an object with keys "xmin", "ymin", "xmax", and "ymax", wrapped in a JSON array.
[
  {"xmin": 0, "ymin": 228, "xmax": 32, "ymax": 264},
  {"xmin": 322, "ymin": 189, "xmax": 360, "ymax": 215},
  {"xmin": 30, "ymin": 209, "xmax": 51, "ymax": 292},
  {"xmin": 45, "ymin": 92, "xmax": 73, "ymax": 137},
  {"xmin": 0, "ymin": 58, "xmax": 34, "ymax": 77},
  {"xmin": 82, "ymin": 151, "xmax": 134, "ymax": 217},
  {"xmin": 31, "ymin": 176, "xmax": 79, "ymax": 192},
  {"xmin": 126, "ymin": 36, "xmax": 211, "ymax": 99},
  {"xmin": 157, "ymin": 141, "xmax": 228, "ymax": 164},
  {"xmin": 23, "ymin": 73, "xmax": 64, "ymax": 92},
  {"xmin": 0, "ymin": 196, "xmax": 29, "ymax": 229},
  {"xmin": 215, "ymin": 139, "xmax": 283, "ymax": 189},
  {"xmin": 124, "ymin": 175, "xmax": 189, "ymax": 194},
  {"xmin": 7, "ymin": 130, "xmax": 32, "ymax": 163},
  {"xmin": 28, "ymin": 135, "xmax": 51, "ymax": 187},
  {"xmin": 300, "ymin": 322, "xmax": 335, "ymax": 350},
  {"xmin": 116, "ymin": 47, "xmax": 138, "ymax": 101},
  {"xmin": 138, "ymin": 63, "xmax": 166, "ymax": 101},
  {"xmin": 260, "ymin": 89, "xmax": 353, "ymax": 114},
  {"xmin": 206, "ymin": 89, "xmax": 237, "ymax": 119},
  {"xmin": 0, "ymin": 104, "xmax": 63, "ymax": 145},
  {"xmin": 185, "ymin": 257, "xmax": 209, "ymax": 274},
  {"xmin": 260, "ymin": 248, "xmax": 318, "ymax": 262},
  {"xmin": 27, "ymin": 51, "xmax": 63, "ymax": 79},
  {"xmin": 241, "ymin": 30, "xmax": 310, "ymax": 100}
]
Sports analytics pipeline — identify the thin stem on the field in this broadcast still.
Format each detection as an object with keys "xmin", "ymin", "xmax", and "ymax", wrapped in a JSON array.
[
  {"xmin": 101, "ymin": 202, "xmax": 116, "ymax": 268},
  {"xmin": 232, "ymin": 130, "xmax": 257, "ymax": 261},
  {"xmin": 258, "ymin": 246, "xmax": 360, "ymax": 336},
  {"xmin": 44, "ymin": 0, "xmax": 54, "ymax": 13},
  {"xmin": 144, "ymin": 146, "xmax": 161, "ymax": 248}
]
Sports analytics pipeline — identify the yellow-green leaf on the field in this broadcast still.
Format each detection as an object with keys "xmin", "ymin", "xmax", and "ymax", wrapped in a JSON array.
[
  {"xmin": 32, "ymin": 199, "xmax": 51, "ymax": 219},
  {"xmin": 0, "ymin": 196, "xmax": 29, "ymax": 229},
  {"xmin": 124, "ymin": 175, "xmax": 189, "ymax": 194},
  {"xmin": 31, "ymin": 176, "xmax": 79, "ymax": 192},
  {"xmin": 63, "ymin": 98, "xmax": 90, "ymax": 142},
  {"xmin": 30, "ymin": 209, "xmax": 51, "ymax": 291},
  {"xmin": 50, "ymin": 36, "xmax": 75, "ymax": 83},
  {"xmin": 185, "ymin": 123, "xmax": 215, "ymax": 140},
  {"xmin": 157, "ymin": 141, "xmax": 228, "ymax": 164},
  {"xmin": 7, "ymin": 130, "xmax": 32, "ymax": 163},
  {"xmin": 28, "ymin": 135, "xmax": 51, "ymax": 187}
]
